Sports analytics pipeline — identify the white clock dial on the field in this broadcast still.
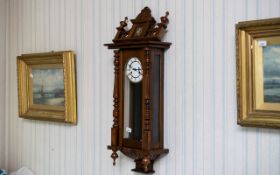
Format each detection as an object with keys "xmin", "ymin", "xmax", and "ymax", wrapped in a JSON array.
[{"xmin": 126, "ymin": 57, "xmax": 143, "ymax": 83}]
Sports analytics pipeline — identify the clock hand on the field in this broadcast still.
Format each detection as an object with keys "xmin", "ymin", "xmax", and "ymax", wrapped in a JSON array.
[
  {"xmin": 132, "ymin": 68, "xmax": 141, "ymax": 71},
  {"xmin": 132, "ymin": 68, "xmax": 143, "ymax": 75},
  {"xmin": 137, "ymin": 67, "xmax": 142, "ymax": 74}
]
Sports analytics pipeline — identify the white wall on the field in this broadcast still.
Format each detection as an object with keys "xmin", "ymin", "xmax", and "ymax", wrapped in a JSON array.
[
  {"xmin": 0, "ymin": 0, "xmax": 7, "ymax": 169},
  {"xmin": 3, "ymin": 0, "xmax": 280, "ymax": 174}
]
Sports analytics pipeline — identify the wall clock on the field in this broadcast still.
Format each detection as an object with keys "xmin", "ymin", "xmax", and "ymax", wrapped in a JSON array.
[{"xmin": 105, "ymin": 7, "xmax": 171, "ymax": 174}]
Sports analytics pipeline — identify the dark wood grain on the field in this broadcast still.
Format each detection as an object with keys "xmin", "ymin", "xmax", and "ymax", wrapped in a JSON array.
[{"xmin": 105, "ymin": 7, "xmax": 171, "ymax": 173}]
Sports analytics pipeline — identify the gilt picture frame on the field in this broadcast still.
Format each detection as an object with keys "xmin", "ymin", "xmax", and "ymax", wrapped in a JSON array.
[
  {"xmin": 17, "ymin": 51, "xmax": 77, "ymax": 124},
  {"xmin": 236, "ymin": 18, "xmax": 280, "ymax": 128}
]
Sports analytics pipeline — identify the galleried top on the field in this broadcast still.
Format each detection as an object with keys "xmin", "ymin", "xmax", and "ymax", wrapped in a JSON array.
[{"xmin": 113, "ymin": 7, "xmax": 169, "ymax": 42}]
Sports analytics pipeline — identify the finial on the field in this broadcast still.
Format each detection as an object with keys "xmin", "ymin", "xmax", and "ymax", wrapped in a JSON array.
[
  {"xmin": 120, "ymin": 17, "xmax": 128, "ymax": 28},
  {"xmin": 165, "ymin": 11, "xmax": 169, "ymax": 17},
  {"xmin": 160, "ymin": 11, "xmax": 169, "ymax": 25},
  {"xmin": 111, "ymin": 152, "xmax": 118, "ymax": 166}
]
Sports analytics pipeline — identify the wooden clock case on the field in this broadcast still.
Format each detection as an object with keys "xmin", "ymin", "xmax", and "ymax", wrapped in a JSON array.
[{"xmin": 105, "ymin": 7, "xmax": 171, "ymax": 174}]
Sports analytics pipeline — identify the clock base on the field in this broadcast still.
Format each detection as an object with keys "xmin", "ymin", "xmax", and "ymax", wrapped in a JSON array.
[
  {"xmin": 120, "ymin": 147, "xmax": 169, "ymax": 174},
  {"xmin": 132, "ymin": 159, "xmax": 155, "ymax": 174}
]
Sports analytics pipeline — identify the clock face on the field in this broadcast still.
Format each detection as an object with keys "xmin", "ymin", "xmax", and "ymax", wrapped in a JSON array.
[{"xmin": 126, "ymin": 57, "xmax": 143, "ymax": 83}]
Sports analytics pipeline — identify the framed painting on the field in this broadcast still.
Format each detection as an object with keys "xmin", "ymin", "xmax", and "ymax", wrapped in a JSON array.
[
  {"xmin": 236, "ymin": 18, "xmax": 280, "ymax": 128},
  {"xmin": 17, "ymin": 51, "xmax": 77, "ymax": 124}
]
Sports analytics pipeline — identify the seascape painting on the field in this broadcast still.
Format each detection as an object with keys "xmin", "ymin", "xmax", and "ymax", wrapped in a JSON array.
[
  {"xmin": 263, "ymin": 45, "xmax": 280, "ymax": 103},
  {"xmin": 32, "ymin": 68, "xmax": 65, "ymax": 106}
]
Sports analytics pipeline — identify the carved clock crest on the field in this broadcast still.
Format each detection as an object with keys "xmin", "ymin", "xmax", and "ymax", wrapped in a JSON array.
[{"xmin": 105, "ymin": 7, "xmax": 171, "ymax": 174}]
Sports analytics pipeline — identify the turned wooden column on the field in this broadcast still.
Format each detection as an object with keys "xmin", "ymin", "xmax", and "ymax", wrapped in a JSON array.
[
  {"xmin": 109, "ymin": 50, "xmax": 120, "ymax": 165},
  {"xmin": 143, "ymin": 48, "xmax": 152, "ymax": 151}
]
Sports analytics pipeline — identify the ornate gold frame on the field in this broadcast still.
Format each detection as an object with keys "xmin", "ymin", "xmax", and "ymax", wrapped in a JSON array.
[
  {"xmin": 236, "ymin": 18, "xmax": 280, "ymax": 128},
  {"xmin": 17, "ymin": 51, "xmax": 77, "ymax": 124}
]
